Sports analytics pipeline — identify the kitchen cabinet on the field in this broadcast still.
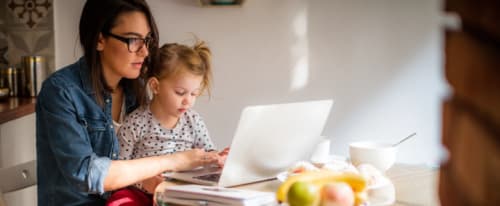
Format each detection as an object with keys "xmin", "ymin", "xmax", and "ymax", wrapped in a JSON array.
[
  {"xmin": 0, "ymin": 0, "xmax": 53, "ymax": 204},
  {"xmin": 0, "ymin": 113, "xmax": 36, "ymax": 206},
  {"xmin": 0, "ymin": 98, "xmax": 37, "ymax": 205}
]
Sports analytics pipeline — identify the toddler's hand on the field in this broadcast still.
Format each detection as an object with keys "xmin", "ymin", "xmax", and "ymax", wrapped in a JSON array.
[
  {"xmin": 219, "ymin": 147, "xmax": 230, "ymax": 156},
  {"xmin": 173, "ymin": 149, "xmax": 219, "ymax": 171},
  {"xmin": 217, "ymin": 147, "xmax": 230, "ymax": 167}
]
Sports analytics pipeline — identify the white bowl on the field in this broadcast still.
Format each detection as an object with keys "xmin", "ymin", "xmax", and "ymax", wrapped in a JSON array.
[{"xmin": 349, "ymin": 141, "xmax": 397, "ymax": 172}]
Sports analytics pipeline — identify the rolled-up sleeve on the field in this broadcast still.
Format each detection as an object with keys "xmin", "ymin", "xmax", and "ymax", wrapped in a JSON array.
[{"xmin": 88, "ymin": 155, "xmax": 111, "ymax": 194}]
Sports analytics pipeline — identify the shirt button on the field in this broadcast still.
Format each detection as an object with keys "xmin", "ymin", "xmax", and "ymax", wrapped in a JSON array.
[
  {"xmin": 109, "ymin": 125, "xmax": 113, "ymax": 129},
  {"xmin": 112, "ymin": 153, "xmax": 117, "ymax": 157},
  {"xmin": 105, "ymin": 99, "xmax": 110, "ymax": 103}
]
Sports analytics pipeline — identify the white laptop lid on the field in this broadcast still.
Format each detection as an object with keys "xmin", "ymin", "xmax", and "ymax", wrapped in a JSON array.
[{"xmin": 218, "ymin": 99, "xmax": 333, "ymax": 187}]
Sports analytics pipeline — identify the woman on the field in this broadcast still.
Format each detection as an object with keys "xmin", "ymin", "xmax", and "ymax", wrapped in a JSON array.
[{"xmin": 36, "ymin": 0, "xmax": 219, "ymax": 205}]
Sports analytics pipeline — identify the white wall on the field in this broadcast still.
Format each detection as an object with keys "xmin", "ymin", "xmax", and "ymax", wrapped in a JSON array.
[
  {"xmin": 53, "ymin": 0, "xmax": 85, "ymax": 68},
  {"xmin": 54, "ymin": 0, "xmax": 447, "ymax": 166}
]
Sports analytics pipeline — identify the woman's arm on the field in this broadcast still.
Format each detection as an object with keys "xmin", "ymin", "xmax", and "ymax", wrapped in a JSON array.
[{"xmin": 103, "ymin": 148, "xmax": 219, "ymax": 191}]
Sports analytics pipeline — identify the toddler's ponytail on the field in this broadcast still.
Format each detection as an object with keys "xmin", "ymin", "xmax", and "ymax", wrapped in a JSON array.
[{"xmin": 193, "ymin": 40, "xmax": 212, "ymax": 97}]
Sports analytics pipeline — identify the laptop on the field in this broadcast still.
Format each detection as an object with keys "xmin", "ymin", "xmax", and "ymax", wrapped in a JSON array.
[{"xmin": 162, "ymin": 99, "xmax": 333, "ymax": 187}]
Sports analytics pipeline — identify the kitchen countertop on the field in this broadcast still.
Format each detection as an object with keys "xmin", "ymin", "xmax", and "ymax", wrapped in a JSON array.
[{"xmin": 0, "ymin": 97, "xmax": 36, "ymax": 124}]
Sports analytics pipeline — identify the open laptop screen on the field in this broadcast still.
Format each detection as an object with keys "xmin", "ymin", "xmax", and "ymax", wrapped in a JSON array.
[{"xmin": 218, "ymin": 99, "xmax": 333, "ymax": 187}]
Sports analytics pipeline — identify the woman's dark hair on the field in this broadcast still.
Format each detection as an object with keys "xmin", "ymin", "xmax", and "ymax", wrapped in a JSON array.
[{"xmin": 79, "ymin": 0, "xmax": 159, "ymax": 106}]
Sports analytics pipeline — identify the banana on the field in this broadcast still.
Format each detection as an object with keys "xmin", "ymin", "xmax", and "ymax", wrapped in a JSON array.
[
  {"xmin": 310, "ymin": 172, "xmax": 367, "ymax": 193},
  {"xmin": 276, "ymin": 170, "xmax": 368, "ymax": 203}
]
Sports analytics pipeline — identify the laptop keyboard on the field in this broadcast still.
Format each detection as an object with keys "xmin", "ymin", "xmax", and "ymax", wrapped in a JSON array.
[{"xmin": 193, "ymin": 173, "xmax": 221, "ymax": 182}]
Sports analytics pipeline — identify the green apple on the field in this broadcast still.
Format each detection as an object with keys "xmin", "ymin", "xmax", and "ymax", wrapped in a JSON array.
[{"xmin": 287, "ymin": 181, "xmax": 320, "ymax": 206}]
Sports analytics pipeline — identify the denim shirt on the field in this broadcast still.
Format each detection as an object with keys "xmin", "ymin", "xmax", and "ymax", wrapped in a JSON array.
[{"xmin": 36, "ymin": 57, "xmax": 138, "ymax": 206}]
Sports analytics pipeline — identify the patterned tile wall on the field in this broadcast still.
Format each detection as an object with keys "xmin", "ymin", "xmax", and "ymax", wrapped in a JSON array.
[{"xmin": 0, "ymin": 0, "xmax": 54, "ymax": 75}]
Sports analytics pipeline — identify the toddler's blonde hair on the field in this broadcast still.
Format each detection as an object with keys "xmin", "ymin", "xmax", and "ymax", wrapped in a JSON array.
[{"xmin": 149, "ymin": 38, "xmax": 212, "ymax": 97}]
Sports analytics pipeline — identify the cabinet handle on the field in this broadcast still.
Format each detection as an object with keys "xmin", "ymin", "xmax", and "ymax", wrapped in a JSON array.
[
  {"xmin": 21, "ymin": 169, "xmax": 29, "ymax": 179},
  {"xmin": 441, "ymin": 12, "xmax": 461, "ymax": 31}
]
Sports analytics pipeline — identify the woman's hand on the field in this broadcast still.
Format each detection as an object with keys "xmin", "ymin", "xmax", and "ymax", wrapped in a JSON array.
[
  {"xmin": 171, "ymin": 148, "xmax": 219, "ymax": 171},
  {"xmin": 141, "ymin": 175, "xmax": 164, "ymax": 194}
]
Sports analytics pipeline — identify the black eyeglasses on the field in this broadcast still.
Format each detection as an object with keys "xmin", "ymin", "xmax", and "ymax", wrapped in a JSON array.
[{"xmin": 103, "ymin": 31, "xmax": 152, "ymax": 53}]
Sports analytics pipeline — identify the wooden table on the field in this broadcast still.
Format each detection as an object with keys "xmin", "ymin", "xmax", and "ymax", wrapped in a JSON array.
[
  {"xmin": 155, "ymin": 163, "xmax": 439, "ymax": 206},
  {"xmin": 386, "ymin": 164, "xmax": 439, "ymax": 206}
]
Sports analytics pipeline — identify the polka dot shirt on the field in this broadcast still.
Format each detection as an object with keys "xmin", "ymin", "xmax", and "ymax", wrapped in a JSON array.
[
  {"xmin": 118, "ymin": 106, "xmax": 216, "ymax": 159},
  {"xmin": 117, "ymin": 106, "xmax": 216, "ymax": 192}
]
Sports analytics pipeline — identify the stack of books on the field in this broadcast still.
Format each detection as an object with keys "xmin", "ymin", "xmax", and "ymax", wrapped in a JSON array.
[{"xmin": 158, "ymin": 184, "xmax": 276, "ymax": 206}]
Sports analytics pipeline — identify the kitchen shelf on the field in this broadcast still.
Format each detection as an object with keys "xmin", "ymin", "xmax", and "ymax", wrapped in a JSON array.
[
  {"xmin": 0, "ymin": 97, "xmax": 36, "ymax": 124},
  {"xmin": 198, "ymin": 0, "xmax": 245, "ymax": 8}
]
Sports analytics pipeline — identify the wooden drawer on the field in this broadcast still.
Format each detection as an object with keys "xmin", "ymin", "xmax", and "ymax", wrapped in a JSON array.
[
  {"xmin": 441, "ymin": 99, "xmax": 500, "ymax": 205},
  {"xmin": 445, "ymin": 31, "xmax": 500, "ymax": 129}
]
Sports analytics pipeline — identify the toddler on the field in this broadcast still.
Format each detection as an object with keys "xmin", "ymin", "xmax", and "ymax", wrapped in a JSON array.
[{"xmin": 107, "ymin": 39, "xmax": 227, "ymax": 206}]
